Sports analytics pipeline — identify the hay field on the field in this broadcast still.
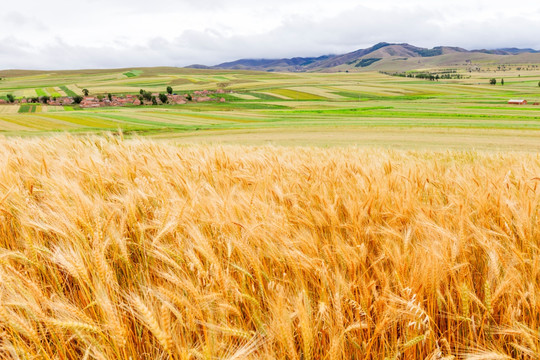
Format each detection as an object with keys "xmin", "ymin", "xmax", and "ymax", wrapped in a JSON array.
[{"xmin": 0, "ymin": 135, "xmax": 539, "ymax": 359}]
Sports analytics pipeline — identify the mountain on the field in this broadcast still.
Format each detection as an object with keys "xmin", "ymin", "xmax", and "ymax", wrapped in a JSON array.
[
  {"xmin": 197, "ymin": 42, "xmax": 540, "ymax": 72},
  {"xmin": 210, "ymin": 55, "xmax": 335, "ymax": 72},
  {"xmin": 472, "ymin": 47, "xmax": 540, "ymax": 55}
]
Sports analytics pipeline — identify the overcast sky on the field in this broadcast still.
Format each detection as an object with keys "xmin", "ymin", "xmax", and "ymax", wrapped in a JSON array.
[{"xmin": 2, "ymin": 0, "xmax": 540, "ymax": 70}]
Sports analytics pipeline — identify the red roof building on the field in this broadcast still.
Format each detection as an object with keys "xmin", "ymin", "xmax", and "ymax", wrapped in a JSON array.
[{"xmin": 508, "ymin": 99, "xmax": 527, "ymax": 105}]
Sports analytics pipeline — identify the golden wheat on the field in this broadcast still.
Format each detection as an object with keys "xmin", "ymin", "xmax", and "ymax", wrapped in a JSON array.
[{"xmin": 0, "ymin": 134, "xmax": 538, "ymax": 359}]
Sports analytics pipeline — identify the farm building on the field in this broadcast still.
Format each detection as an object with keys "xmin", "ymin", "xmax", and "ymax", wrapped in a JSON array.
[{"xmin": 508, "ymin": 99, "xmax": 527, "ymax": 105}]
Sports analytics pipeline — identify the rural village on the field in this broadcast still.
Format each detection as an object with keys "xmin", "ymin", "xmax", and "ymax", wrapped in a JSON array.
[{"xmin": 0, "ymin": 88, "xmax": 228, "ymax": 108}]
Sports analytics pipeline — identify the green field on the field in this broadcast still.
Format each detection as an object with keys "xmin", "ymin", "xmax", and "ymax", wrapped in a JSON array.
[
  {"xmin": 18, "ymin": 104, "xmax": 40, "ymax": 113},
  {"xmin": 59, "ymin": 85, "xmax": 78, "ymax": 97},
  {"xmin": 35, "ymin": 88, "xmax": 47, "ymax": 97},
  {"xmin": 1, "ymin": 67, "xmax": 540, "ymax": 150}
]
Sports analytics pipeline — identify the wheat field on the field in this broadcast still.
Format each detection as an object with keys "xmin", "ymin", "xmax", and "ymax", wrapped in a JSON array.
[{"xmin": 0, "ymin": 135, "xmax": 539, "ymax": 359}]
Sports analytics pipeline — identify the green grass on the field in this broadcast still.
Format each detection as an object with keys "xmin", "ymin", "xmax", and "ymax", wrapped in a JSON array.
[
  {"xmin": 123, "ymin": 70, "xmax": 143, "ymax": 78},
  {"xmin": 59, "ymin": 86, "xmax": 78, "ymax": 97}
]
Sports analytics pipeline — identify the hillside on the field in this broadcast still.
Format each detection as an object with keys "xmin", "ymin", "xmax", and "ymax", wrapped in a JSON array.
[{"xmin": 206, "ymin": 42, "xmax": 540, "ymax": 72}]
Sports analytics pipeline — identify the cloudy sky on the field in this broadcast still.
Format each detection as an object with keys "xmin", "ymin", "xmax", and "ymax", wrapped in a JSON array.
[{"xmin": 2, "ymin": 0, "xmax": 540, "ymax": 70}]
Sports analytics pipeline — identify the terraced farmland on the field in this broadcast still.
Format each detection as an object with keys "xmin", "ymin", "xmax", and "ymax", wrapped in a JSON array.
[{"xmin": 0, "ymin": 67, "xmax": 540, "ymax": 150}]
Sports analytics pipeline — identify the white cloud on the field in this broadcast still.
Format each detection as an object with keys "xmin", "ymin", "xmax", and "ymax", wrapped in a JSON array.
[{"xmin": 1, "ymin": 0, "xmax": 540, "ymax": 69}]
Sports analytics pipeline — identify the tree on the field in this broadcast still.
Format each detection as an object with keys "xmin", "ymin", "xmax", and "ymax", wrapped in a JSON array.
[
  {"xmin": 166, "ymin": 86, "xmax": 173, "ymax": 95},
  {"xmin": 97, "ymin": 95, "xmax": 104, "ymax": 101},
  {"xmin": 142, "ymin": 91, "xmax": 152, "ymax": 102},
  {"xmin": 151, "ymin": 96, "xmax": 158, "ymax": 105},
  {"xmin": 73, "ymin": 95, "xmax": 83, "ymax": 104},
  {"xmin": 108, "ymin": 93, "xmax": 112, "ymax": 101},
  {"xmin": 82, "ymin": 89, "xmax": 89, "ymax": 96},
  {"xmin": 158, "ymin": 93, "xmax": 168, "ymax": 104},
  {"xmin": 538, "ymin": 81, "xmax": 540, "ymax": 87},
  {"xmin": 501, "ymin": 78, "xmax": 504, "ymax": 85},
  {"xmin": 40, "ymin": 96, "xmax": 50, "ymax": 104},
  {"xmin": 139, "ymin": 89, "xmax": 145, "ymax": 95},
  {"xmin": 489, "ymin": 78, "xmax": 497, "ymax": 85},
  {"xmin": 6, "ymin": 94, "xmax": 15, "ymax": 103}
]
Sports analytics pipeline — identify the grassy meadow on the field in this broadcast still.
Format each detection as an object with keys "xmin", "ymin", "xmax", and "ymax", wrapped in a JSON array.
[
  {"xmin": 0, "ymin": 135, "xmax": 538, "ymax": 359},
  {"xmin": 0, "ymin": 67, "xmax": 539, "ymax": 149}
]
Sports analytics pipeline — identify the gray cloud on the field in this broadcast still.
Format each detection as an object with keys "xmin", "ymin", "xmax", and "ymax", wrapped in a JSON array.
[{"xmin": 3, "ymin": 12, "xmax": 49, "ymax": 31}]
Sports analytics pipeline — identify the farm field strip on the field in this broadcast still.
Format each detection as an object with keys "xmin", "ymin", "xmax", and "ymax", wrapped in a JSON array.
[
  {"xmin": 59, "ymin": 85, "xmax": 78, "ymax": 97},
  {"xmin": 134, "ymin": 111, "xmax": 249, "ymax": 124},
  {"xmin": 22, "ymin": 88, "xmax": 38, "ymax": 97},
  {"xmin": 252, "ymin": 91, "xmax": 291, "ymax": 100},
  {"xmin": 102, "ymin": 111, "xmax": 237, "ymax": 127},
  {"xmin": 46, "ymin": 87, "xmax": 62, "ymax": 97},
  {"xmin": 18, "ymin": 104, "xmax": 42, "ymax": 113},
  {"xmin": 0, "ymin": 114, "xmax": 77, "ymax": 130},
  {"xmin": 0, "ymin": 117, "xmax": 35, "ymax": 130},
  {"xmin": 0, "ymin": 105, "xmax": 20, "ymax": 113},
  {"xmin": 287, "ymin": 86, "xmax": 349, "ymax": 99},
  {"xmin": 55, "ymin": 87, "xmax": 67, "ymax": 96},
  {"xmin": 228, "ymin": 93, "xmax": 259, "ymax": 100},
  {"xmin": 265, "ymin": 88, "xmax": 327, "ymax": 100},
  {"xmin": 44, "ymin": 113, "xmax": 129, "ymax": 129},
  {"xmin": 42, "ymin": 106, "xmax": 65, "ymax": 113},
  {"xmin": 35, "ymin": 88, "xmax": 48, "ymax": 97},
  {"xmin": 65, "ymin": 84, "xmax": 81, "ymax": 96},
  {"xmin": 164, "ymin": 125, "xmax": 540, "ymax": 150},
  {"xmin": 91, "ymin": 113, "xmax": 191, "ymax": 130}
]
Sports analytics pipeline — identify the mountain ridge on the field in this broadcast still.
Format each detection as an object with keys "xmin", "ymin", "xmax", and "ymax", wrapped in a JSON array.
[{"xmin": 192, "ymin": 42, "xmax": 540, "ymax": 72}]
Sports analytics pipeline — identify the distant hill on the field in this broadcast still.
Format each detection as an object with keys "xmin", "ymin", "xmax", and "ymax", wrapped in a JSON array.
[
  {"xmin": 473, "ymin": 48, "xmax": 540, "ymax": 55},
  {"xmin": 208, "ymin": 55, "xmax": 335, "ymax": 72},
  {"xmin": 198, "ymin": 42, "xmax": 540, "ymax": 72}
]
